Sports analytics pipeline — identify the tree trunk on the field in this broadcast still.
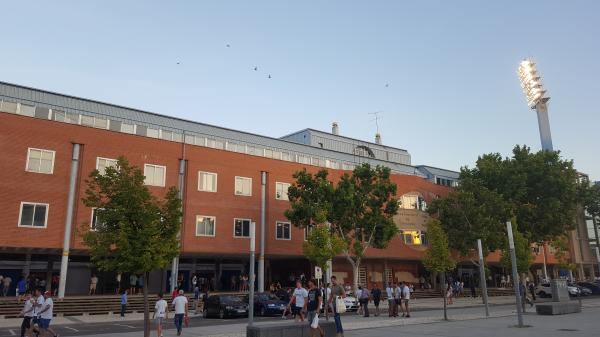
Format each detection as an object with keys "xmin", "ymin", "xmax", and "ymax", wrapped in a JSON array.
[
  {"xmin": 143, "ymin": 272, "xmax": 150, "ymax": 337},
  {"xmin": 441, "ymin": 272, "xmax": 448, "ymax": 321}
]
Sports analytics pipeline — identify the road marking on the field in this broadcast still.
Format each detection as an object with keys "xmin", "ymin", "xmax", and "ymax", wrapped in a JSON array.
[
  {"xmin": 63, "ymin": 327, "xmax": 79, "ymax": 332},
  {"xmin": 8, "ymin": 330, "xmax": 16, "ymax": 336},
  {"xmin": 114, "ymin": 324, "xmax": 137, "ymax": 329}
]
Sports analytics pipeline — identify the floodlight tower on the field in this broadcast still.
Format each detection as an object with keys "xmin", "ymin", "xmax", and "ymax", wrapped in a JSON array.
[{"xmin": 517, "ymin": 59, "xmax": 553, "ymax": 151}]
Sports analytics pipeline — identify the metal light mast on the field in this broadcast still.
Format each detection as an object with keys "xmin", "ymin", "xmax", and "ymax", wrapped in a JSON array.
[{"xmin": 517, "ymin": 58, "xmax": 553, "ymax": 151}]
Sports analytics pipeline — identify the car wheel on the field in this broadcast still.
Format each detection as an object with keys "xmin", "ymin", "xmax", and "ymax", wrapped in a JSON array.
[
  {"xmin": 260, "ymin": 307, "xmax": 266, "ymax": 316},
  {"xmin": 219, "ymin": 309, "xmax": 225, "ymax": 319}
]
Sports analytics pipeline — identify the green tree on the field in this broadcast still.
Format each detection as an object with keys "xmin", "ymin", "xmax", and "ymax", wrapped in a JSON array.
[
  {"xmin": 286, "ymin": 163, "xmax": 399, "ymax": 293},
  {"xmin": 422, "ymin": 219, "xmax": 456, "ymax": 320},
  {"xmin": 81, "ymin": 157, "xmax": 181, "ymax": 337},
  {"xmin": 303, "ymin": 224, "xmax": 346, "ymax": 273},
  {"xmin": 551, "ymin": 235, "xmax": 577, "ymax": 272},
  {"xmin": 500, "ymin": 225, "xmax": 534, "ymax": 274}
]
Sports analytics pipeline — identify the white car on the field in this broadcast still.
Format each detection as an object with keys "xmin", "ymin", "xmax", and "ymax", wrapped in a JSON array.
[
  {"xmin": 535, "ymin": 283, "xmax": 580, "ymax": 298},
  {"xmin": 344, "ymin": 294, "xmax": 359, "ymax": 312}
]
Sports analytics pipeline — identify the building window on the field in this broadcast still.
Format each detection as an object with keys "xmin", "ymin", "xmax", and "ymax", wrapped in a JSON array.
[
  {"xmin": 196, "ymin": 215, "xmax": 216, "ymax": 236},
  {"xmin": 26, "ymin": 148, "xmax": 55, "ymax": 174},
  {"xmin": 400, "ymin": 193, "xmax": 426, "ymax": 211},
  {"xmin": 96, "ymin": 157, "xmax": 118, "ymax": 175},
  {"xmin": 198, "ymin": 171, "xmax": 217, "ymax": 192},
  {"xmin": 276, "ymin": 182, "xmax": 291, "ymax": 200},
  {"xmin": 420, "ymin": 231, "xmax": 428, "ymax": 246},
  {"xmin": 400, "ymin": 230, "xmax": 424, "ymax": 245},
  {"xmin": 304, "ymin": 225, "xmax": 314, "ymax": 241},
  {"xmin": 18, "ymin": 202, "xmax": 48, "ymax": 228},
  {"xmin": 234, "ymin": 218, "xmax": 251, "ymax": 238},
  {"xmin": 18, "ymin": 104, "xmax": 36, "ymax": 117},
  {"xmin": 235, "ymin": 177, "xmax": 252, "ymax": 196},
  {"xmin": 144, "ymin": 164, "xmax": 166, "ymax": 187},
  {"xmin": 81, "ymin": 115, "xmax": 108, "ymax": 129},
  {"xmin": 276, "ymin": 221, "xmax": 291, "ymax": 240},
  {"xmin": 90, "ymin": 208, "xmax": 105, "ymax": 231},
  {"xmin": 120, "ymin": 123, "xmax": 135, "ymax": 134},
  {"xmin": 53, "ymin": 110, "xmax": 79, "ymax": 124}
]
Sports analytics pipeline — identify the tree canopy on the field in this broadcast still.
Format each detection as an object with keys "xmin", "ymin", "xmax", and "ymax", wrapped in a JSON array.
[
  {"xmin": 286, "ymin": 163, "xmax": 399, "ymax": 290},
  {"xmin": 81, "ymin": 157, "xmax": 181, "ymax": 337},
  {"xmin": 500, "ymin": 224, "xmax": 534, "ymax": 274},
  {"xmin": 422, "ymin": 219, "xmax": 456, "ymax": 274},
  {"xmin": 429, "ymin": 145, "xmax": 581, "ymax": 258}
]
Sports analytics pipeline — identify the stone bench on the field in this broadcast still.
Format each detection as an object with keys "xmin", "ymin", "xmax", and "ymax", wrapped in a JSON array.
[
  {"xmin": 536, "ymin": 301, "xmax": 581, "ymax": 315},
  {"xmin": 247, "ymin": 320, "xmax": 337, "ymax": 337}
]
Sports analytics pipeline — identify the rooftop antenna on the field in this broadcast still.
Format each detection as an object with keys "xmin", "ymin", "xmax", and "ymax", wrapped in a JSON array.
[{"xmin": 368, "ymin": 111, "xmax": 382, "ymax": 134}]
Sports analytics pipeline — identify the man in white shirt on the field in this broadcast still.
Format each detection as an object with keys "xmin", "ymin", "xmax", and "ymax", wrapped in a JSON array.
[
  {"xmin": 38, "ymin": 291, "xmax": 57, "ymax": 337},
  {"xmin": 400, "ymin": 282, "xmax": 411, "ymax": 318},
  {"xmin": 19, "ymin": 292, "xmax": 34, "ymax": 337},
  {"xmin": 287, "ymin": 281, "xmax": 308, "ymax": 322},
  {"xmin": 172, "ymin": 290, "xmax": 188, "ymax": 336},
  {"xmin": 385, "ymin": 283, "xmax": 395, "ymax": 317},
  {"xmin": 153, "ymin": 293, "xmax": 169, "ymax": 337}
]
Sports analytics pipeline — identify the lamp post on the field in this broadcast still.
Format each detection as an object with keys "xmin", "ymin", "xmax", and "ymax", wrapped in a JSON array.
[
  {"xmin": 248, "ymin": 221, "xmax": 256, "ymax": 326},
  {"xmin": 477, "ymin": 239, "xmax": 489, "ymax": 317},
  {"xmin": 517, "ymin": 58, "xmax": 553, "ymax": 151}
]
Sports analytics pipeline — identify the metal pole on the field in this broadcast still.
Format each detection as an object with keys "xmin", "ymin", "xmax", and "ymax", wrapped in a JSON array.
[
  {"xmin": 58, "ymin": 143, "xmax": 80, "ymax": 299},
  {"xmin": 592, "ymin": 217, "xmax": 600, "ymax": 278},
  {"xmin": 506, "ymin": 221, "xmax": 524, "ymax": 327},
  {"xmin": 258, "ymin": 172, "xmax": 266, "ymax": 292},
  {"xmin": 541, "ymin": 242, "xmax": 549, "ymax": 281},
  {"xmin": 248, "ymin": 222, "xmax": 256, "ymax": 326},
  {"xmin": 535, "ymin": 101, "xmax": 553, "ymax": 151},
  {"xmin": 170, "ymin": 159, "xmax": 186, "ymax": 292},
  {"xmin": 477, "ymin": 239, "xmax": 489, "ymax": 317}
]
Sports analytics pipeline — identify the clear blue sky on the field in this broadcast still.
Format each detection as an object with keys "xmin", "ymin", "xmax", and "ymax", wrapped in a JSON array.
[{"xmin": 2, "ymin": 1, "xmax": 598, "ymax": 179}]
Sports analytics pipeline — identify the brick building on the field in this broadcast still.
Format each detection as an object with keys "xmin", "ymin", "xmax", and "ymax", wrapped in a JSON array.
[{"xmin": 0, "ymin": 81, "xmax": 580, "ymax": 296}]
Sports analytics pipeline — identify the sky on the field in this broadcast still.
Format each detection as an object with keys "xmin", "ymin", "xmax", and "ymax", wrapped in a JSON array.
[{"xmin": 2, "ymin": 1, "xmax": 598, "ymax": 179}]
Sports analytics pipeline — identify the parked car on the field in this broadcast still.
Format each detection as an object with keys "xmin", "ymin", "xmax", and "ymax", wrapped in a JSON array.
[
  {"xmin": 535, "ymin": 283, "xmax": 580, "ymax": 298},
  {"xmin": 577, "ymin": 282, "xmax": 600, "ymax": 295},
  {"xmin": 203, "ymin": 295, "xmax": 248, "ymax": 319},
  {"xmin": 343, "ymin": 293, "xmax": 359, "ymax": 312},
  {"xmin": 244, "ymin": 292, "xmax": 287, "ymax": 316}
]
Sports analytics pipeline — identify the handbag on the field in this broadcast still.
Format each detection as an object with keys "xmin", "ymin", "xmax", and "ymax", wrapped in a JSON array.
[
  {"xmin": 310, "ymin": 313, "xmax": 319, "ymax": 328},
  {"xmin": 335, "ymin": 296, "xmax": 346, "ymax": 314},
  {"xmin": 184, "ymin": 315, "xmax": 190, "ymax": 327}
]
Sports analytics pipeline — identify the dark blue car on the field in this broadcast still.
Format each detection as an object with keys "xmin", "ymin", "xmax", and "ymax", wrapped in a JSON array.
[{"xmin": 244, "ymin": 292, "xmax": 287, "ymax": 316}]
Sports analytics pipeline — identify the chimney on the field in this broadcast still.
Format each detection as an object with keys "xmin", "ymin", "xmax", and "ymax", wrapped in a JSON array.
[
  {"xmin": 375, "ymin": 133, "xmax": 382, "ymax": 144},
  {"xmin": 332, "ymin": 122, "xmax": 339, "ymax": 135}
]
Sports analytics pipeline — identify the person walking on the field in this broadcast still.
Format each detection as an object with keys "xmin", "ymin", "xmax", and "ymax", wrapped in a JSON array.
[
  {"xmin": 153, "ymin": 293, "xmax": 168, "ymax": 337},
  {"xmin": 306, "ymin": 279, "xmax": 324, "ymax": 337},
  {"xmin": 356, "ymin": 286, "xmax": 363, "ymax": 316},
  {"xmin": 400, "ymin": 282, "xmax": 411, "ymax": 318},
  {"xmin": 172, "ymin": 290, "xmax": 188, "ymax": 336},
  {"xmin": 19, "ymin": 292, "xmax": 34, "ymax": 337},
  {"xmin": 89, "ymin": 275, "xmax": 98, "ymax": 295},
  {"xmin": 328, "ymin": 276, "xmax": 346, "ymax": 337},
  {"xmin": 120, "ymin": 290, "xmax": 127, "ymax": 318},
  {"xmin": 359, "ymin": 285, "xmax": 370, "ymax": 317},
  {"xmin": 385, "ymin": 283, "xmax": 395, "ymax": 317},
  {"xmin": 371, "ymin": 284, "xmax": 381, "ymax": 316},
  {"xmin": 17, "ymin": 278, "xmax": 27, "ymax": 303},
  {"xmin": 528, "ymin": 281, "xmax": 536, "ymax": 301},
  {"xmin": 288, "ymin": 280, "xmax": 308, "ymax": 322},
  {"xmin": 393, "ymin": 283, "xmax": 402, "ymax": 317},
  {"xmin": 129, "ymin": 274, "xmax": 137, "ymax": 295},
  {"xmin": 37, "ymin": 291, "xmax": 58, "ymax": 337},
  {"xmin": 3, "ymin": 276, "xmax": 12, "ymax": 297},
  {"xmin": 446, "ymin": 282, "xmax": 453, "ymax": 305},
  {"xmin": 470, "ymin": 278, "xmax": 477, "ymax": 298}
]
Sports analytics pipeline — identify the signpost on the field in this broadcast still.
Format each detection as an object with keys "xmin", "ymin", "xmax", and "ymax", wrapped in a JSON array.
[
  {"xmin": 477, "ymin": 239, "xmax": 490, "ymax": 317},
  {"xmin": 248, "ymin": 222, "xmax": 256, "ymax": 326}
]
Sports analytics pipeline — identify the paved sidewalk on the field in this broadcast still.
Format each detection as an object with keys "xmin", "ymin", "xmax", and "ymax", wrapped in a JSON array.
[{"xmin": 0, "ymin": 295, "xmax": 516, "ymax": 329}]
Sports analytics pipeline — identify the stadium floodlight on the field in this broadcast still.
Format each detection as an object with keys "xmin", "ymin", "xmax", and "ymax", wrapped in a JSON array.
[
  {"xmin": 517, "ymin": 59, "xmax": 549, "ymax": 108},
  {"xmin": 517, "ymin": 58, "xmax": 553, "ymax": 151}
]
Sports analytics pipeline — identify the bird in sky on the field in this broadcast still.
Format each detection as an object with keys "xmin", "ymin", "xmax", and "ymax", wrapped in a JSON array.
[
  {"xmin": 385, "ymin": 83, "xmax": 389, "ymax": 88},
  {"xmin": 177, "ymin": 62, "xmax": 180, "ymax": 65},
  {"xmin": 268, "ymin": 74, "xmax": 272, "ymax": 79},
  {"xmin": 254, "ymin": 66, "xmax": 258, "ymax": 71},
  {"xmin": 226, "ymin": 44, "xmax": 231, "ymax": 48}
]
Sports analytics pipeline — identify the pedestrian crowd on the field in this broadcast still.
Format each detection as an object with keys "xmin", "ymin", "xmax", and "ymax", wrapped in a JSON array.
[{"xmin": 17, "ymin": 288, "xmax": 57, "ymax": 337}]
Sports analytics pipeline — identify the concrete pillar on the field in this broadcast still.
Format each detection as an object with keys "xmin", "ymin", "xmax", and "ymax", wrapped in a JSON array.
[
  {"xmin": 58, "ymin": 143, "xmax": 81, "ymax": 299},
  {"xmin": 170, "ymin": 159, "xmax": 186, "ymax": 292},
  {"xmin": 45, "ymin": 259, "xmax": 53, "ymax": 292},
  {"xmin": 258, "ymin": 171, "xmax": 267, "ymax": 292}
]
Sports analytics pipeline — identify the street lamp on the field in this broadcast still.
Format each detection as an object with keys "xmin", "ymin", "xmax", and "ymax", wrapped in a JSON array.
[{"xmin": 517, "ymin": 58, "xmax": 553, "ymax": 151}]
